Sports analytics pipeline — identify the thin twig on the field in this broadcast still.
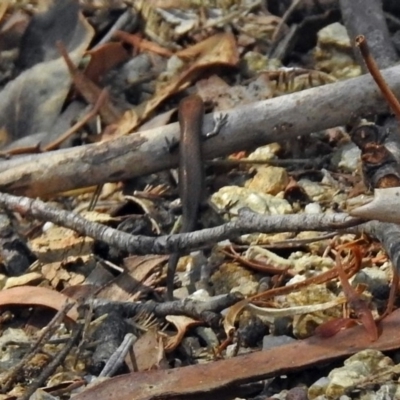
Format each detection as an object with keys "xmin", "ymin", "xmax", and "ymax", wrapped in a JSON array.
[
  {"xmin": 20, "ymin": 324, "xmax": 83, "ymax": 400},
  {"xmin": 98, "ymin": 333, "xmax": 136, "ymax": 378},
  {"xmin": 250, "ymin": 254, "xmax": 361, "ymax": 302},
  {"xmin": 356, "ymin": 35, "xmax": 400, "ymax": 123},
  {"xmin": 42, "ymin": 89, "xmax": 108, "ymax": 151},
  {"xmin": 0, "ymin": 191, "xmax": 363, "ymax": 256},
  {"xmin": 221, "ymin": 247, "xmax": 294, "ymax": 276},
  {"xmin": 0, "ymin": 302, "xmax": 74, "ymax": 393},
  {"xmin": 271, "ymin": 0, "xmax": 303, "ymax": 43},
  {"xmin": 0, "ymin": 144, "xmax": 41, "ymax": 157}
]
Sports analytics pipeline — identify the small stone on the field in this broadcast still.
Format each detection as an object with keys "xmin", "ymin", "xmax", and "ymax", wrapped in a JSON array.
[
  {"xmin": 308, "ymin": 377, "xmax": 330, "ymax": 399},
  {"xmin": 247, "ymin": 166, "xmax": 289, "ymax": 195},
  {"xmin": 286, "ymin": 387, "xmax": 308, "ymax": 400},
  {"xmin": 304, "ymin": 202, "xmax": 322, "ymax": 214}
]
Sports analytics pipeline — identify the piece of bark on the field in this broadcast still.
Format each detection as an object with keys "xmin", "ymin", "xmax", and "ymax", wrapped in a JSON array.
[
  {"xmin": 3, "ymin": 64, "xmax": 400, "ymax": 197},
  {"xmin": 73, "ymin": 307, "xmax": 400, "ymax": 400}
]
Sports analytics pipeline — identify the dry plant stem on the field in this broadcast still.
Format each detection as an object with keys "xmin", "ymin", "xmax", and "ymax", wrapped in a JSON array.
[
  {"xmin": 335, "ymin": 252, "xmax": 378, "ymax": 341},
  {"xmin": 0, "ymin": 144, "xmax": 41, "ymax": 157},
  {"xmin": 356, "ymin": 35, "xmax": 400, "ymax": 123},
  {"xmin": 249, "ymin": 256, "xmax": 361, "ymax": 302},
  {"xmin": 91, "ymin": 293, "xmax": 243, "ymax": 326},
  {"xmin": 221, "ymin": 247, "xmax": 293, "ymax": 276},
  {"xmin": 42, "ymin": 89, "xmax": 107, "ymax": 151},
  {"xmin": 5, "ymin": 64, "xmax": 400, "ymax": 196},
  {"xmin": 0, "ymin": 191, "xmax": 363, "ymax": 255},
  {"xmin": 99, "ymin": 333, "xmax": 136, "ymax": 378},
  {"xmin": 20, "ymin": 324, "xmax": 83, "ymax": 400},
  {"xmin": 74, "ymin": 301, "xmax": 94, "ymax": 368},
  {"xmin": 0, "ymin": 302, "xmax": 74, "ymax": 392},
  {"xmin": 271, "ymin": 0, "xmax": 303, "ymax": 42},
  {"xmin": 57, "ymin": 41, "xmax": 121, "ymax": 124}
]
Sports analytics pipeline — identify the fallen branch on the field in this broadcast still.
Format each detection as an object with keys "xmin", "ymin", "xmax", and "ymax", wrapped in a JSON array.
[
  {"xmin": 3, "ymin": 64, "xmax": 400, "ymax": 196},
  {"xmin": 0, "ymin": 191, "xmax": 363, "ymax": 255}
]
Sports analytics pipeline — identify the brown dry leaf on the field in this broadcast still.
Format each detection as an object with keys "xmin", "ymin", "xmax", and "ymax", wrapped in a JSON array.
[
  {"xmin": 164, "ymin": 315, "xmax": 202, "ymax": 352},
  {"xmin": 84, "ymin": 42, "xmax": 130, "ymax": 84},
  {"xmin": 223, "ymin": 299, "xmax": 249, "ymax": 337},
  {"xmin": 335, "ymin": 253, "xmax": 378, "ymax": 341},
  {"xmin": 114, "ymin": 31, "xmax": 173, "ymax": 58},
  {"xmin": 112, "ymin": 32, "xmax": 238, "ymax": 136},
  {"xmin": 0, "ymin": 286, "xmax": 78, "ymax": 321},
  {"xmin": 96, "ymin": 255, "xmax": 168, "ymax": 302},
  {"xmin": 58, "ymin": 42, "xmax": 123, "ymax": 125},
  {"xmin": 155, "ymin": 32, "xmax": 239, "ymax": 103},
  {"xmin": 126, "ymin": 328, "xmax": 168, "ymax": 372},
  {"xmin": 41, "ymin": 255, "xmax": 93, "ymax": 289}
]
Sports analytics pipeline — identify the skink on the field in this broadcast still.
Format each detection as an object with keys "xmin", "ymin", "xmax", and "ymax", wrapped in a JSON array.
[{"xmin": 167, "ymin": 95, "xmax": 205, "ymax": 300}]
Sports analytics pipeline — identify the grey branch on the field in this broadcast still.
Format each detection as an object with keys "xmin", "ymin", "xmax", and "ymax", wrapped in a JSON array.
[
  {"xmin": 0, "ymin": 192, "xmax": 363, "ymax": 255},
  {"xmin": 3, "ymin": 64, "xmax": 400, "ymax": 196}
]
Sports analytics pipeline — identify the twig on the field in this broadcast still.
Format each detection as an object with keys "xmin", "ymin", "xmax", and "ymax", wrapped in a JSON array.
[
  {"xmin": 91, "ymin": 293, "xmax": 243, "ymax": 327},
  {"xmin": 356, "ymin": 35, "xmax": 400, "ymax": 123},
  {"xmin": 20, "ymin": 324, "xmax": 83, "ymax": 400},
  {"xmin": 271, "ymin": 0, "xmax": 302, "ymax": 43},
  {"xmin": 249, "ymin": 254, "xmax": 361, "ymax": 302},
  {"xmin": 334, "ymin": 251, "xmax": 377, "ymax": 341},
  {"xmin": 221, "ymin": 247, "xmax": 293, "ymax": 276},
  {"xmin": 98, "ymin": 333, "xmax": 136, "ymax": 378},
  {"xmin": 0, "ymin": 144, "xmax": 41, "ymax": 157},
  {"xmin": 0, "ymin": 302, "xmax": 74, "ymax": 392},
  {"xmin": 42, "ymin": 90, "xmax": 107, "ymax": 151},
  {"xmin": 4, "ymin": 64, "xmax": 400, "ymax": 196},
  {"xmin": 0, "ymin": 191, "xmax": 363, "ymax": 256}
]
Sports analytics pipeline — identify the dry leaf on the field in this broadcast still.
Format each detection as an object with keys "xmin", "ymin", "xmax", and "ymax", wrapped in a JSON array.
[
  {"xmin": 96, "ymin": 255, "xmax": 168, "ymax": 302},
  {"xmin": 112, "ymin": 32, "xmax": 238, "ymax": 136},
  {"xmin": 0, "ymin": 286, "xmax": 78, "ymax": 321},
  {"xmin": 223, "ymin": 299, "xmax": 249, "ymax": 337},
  {"xmin": 126, "ymin": 328, "xmax": 168, "ymax": 372},
  {"xmin": 164, "ymin": 315, "xmax": 202, "ymax": 351}
]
